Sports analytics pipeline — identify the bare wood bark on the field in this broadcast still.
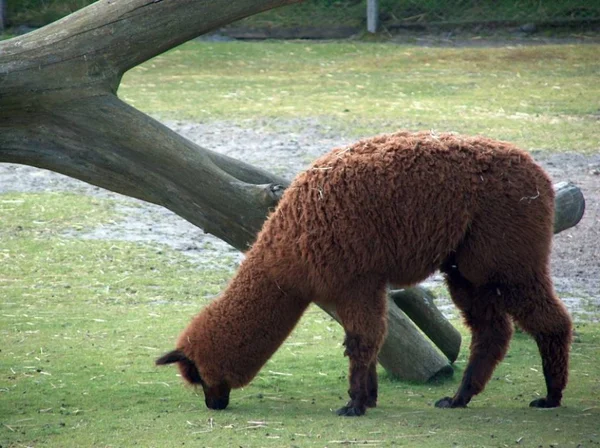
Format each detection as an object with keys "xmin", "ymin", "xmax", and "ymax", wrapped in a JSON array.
[
  {"xmin": 1, "ymin": 96, "xmax": 288, "ymax": 250},
  {"xmin": 390, "ymin": 287, "xmax": 462, "ymax": 363},
  {"xmin": 378, "ymin": 298, "xmax": 454, "ymax": 381},
  {"xmin": 553, "ymin": 181, "xmax": 586, "ymax": 234}
]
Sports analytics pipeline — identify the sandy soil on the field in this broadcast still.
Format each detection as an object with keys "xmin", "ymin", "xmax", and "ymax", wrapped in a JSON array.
[{"xmin": 1, "ymin": 119, "xmax": 598, "ymax": 320}]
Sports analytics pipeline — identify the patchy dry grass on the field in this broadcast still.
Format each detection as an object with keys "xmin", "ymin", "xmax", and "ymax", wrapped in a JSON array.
[
  {"xmin": 1, "ymin": 192, "xmax": 599, "ymax": 447},
  {"xmin": 119, "ymin": 41, "xmax": 600, "ymax": 152}
]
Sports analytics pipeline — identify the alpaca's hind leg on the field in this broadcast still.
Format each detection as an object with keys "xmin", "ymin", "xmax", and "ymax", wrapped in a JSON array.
[
  {"xmin": 335, "ymin": 280, "xmax": 387, "ymax": 417},
  {"xmin": 505, "ymin": 278, "xmax": 572, "ymax": 408},
  {"xmin": 436, "ymin": 268, "xmax": 513, "ymax": 408}
]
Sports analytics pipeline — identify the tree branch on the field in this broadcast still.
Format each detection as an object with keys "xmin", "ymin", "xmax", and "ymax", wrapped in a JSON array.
[
  {"xmin": 0, "ymin": 95, "xmax": 287, "ymax": 249},
  {"xmin": 0, "ymin": 0, "xmax": 303, "ymax": 104}
]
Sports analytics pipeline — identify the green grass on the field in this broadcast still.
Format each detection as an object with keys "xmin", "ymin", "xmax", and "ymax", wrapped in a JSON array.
[
  {"xmin": 1, "ymin": 192, "xmax": 599, "ymax": 447},
  {"xmin": 120, "ymin": 41, "xmax": 600, "ymax": 152}
]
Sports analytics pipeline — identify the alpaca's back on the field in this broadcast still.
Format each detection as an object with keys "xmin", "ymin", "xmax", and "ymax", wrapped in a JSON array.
[{"xmin": 252, "ymin": 131, "xmax": 554, "ymax": 298}]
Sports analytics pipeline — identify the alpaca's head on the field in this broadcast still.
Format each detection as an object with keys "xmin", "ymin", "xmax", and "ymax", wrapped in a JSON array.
[{"xmin": 156, "ymin": 349, "xmax": 231, "ymax": 410}]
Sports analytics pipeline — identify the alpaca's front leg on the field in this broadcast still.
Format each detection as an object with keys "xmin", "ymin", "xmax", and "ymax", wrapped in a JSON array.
[
  {"xmin": 365, "ymin": 361, "xmax": 378, "ymax": 408},
  {"xmin": 337, "ymin": 332, "xmax": 373, "ymax": 416},
  {"xmin": 335, "ymin": 281, "xmax": 387, "ymax": 417}
]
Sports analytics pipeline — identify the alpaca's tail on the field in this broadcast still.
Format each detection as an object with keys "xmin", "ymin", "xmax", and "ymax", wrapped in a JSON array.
[{"xmin": 156, "ymin": 349, "xmax": 204, "ymax": 385}]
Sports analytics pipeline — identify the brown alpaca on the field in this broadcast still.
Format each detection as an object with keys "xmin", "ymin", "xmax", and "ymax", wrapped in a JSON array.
[{"xmin": 157, "ymin": 131, "xmax": 572, "ymax": 416}]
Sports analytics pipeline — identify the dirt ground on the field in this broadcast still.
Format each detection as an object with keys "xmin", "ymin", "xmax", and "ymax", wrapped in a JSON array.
[{"xmin": 1, "ymin": 118, "xmax": 598, "ymax": 320}]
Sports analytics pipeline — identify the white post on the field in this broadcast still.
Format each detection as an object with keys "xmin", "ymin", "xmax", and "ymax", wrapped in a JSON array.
[{"xmin": 367, "ymin": 0, "xmax": 379, "ymax": 33}]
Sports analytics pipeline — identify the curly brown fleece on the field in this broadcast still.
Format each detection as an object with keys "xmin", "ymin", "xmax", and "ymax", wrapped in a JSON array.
[{"xmin": 157, "ymin": 131, "xmax": 572, "ymax": 416}]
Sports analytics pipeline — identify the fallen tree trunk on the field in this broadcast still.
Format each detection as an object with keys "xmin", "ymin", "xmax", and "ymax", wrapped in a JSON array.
[
  {"xmin": 378, "ymin": 298, "xmax": 454, "ymax": 381},
  {"xmin": 0, "ymin": 0, "xmax": 586, "ymax": 383},
  {"xmin": 0, "ymin": 0, "xmax": 453, "ymax": 382}
]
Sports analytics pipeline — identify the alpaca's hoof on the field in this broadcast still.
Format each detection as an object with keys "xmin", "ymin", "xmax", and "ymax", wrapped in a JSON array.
[
  {"xmin": 336, "ymin": 404, "xmax": 366, "ymax": 417},
  {"xmin": 434, "ymin": 397, "xmax": 466, "ymax": 409},
  {"xmin": 529, "ymin": 397, "xmax": 560, "ymax": 408}
]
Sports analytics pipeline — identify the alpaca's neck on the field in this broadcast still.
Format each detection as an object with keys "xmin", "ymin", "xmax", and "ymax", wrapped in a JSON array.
[{"xmin": 208, "ymin": 257, "xmax": 310, "ymax": 387}]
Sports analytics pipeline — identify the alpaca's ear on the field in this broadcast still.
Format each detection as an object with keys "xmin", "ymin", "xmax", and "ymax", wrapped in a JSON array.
[
  {"xmin": 156, "ymin": 349, "xmax": 204, "ymax": 385},
  {"xmin": 156, "ymin": 349, "xmax": 188, "ymax": 365}
]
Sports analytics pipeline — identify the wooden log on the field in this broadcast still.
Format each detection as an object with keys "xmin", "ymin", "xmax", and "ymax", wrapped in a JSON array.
[
  {"xmin": 319, "ymin": 299, "xmax": 452, "ymax": 381},
  {"xmin": 379, "ymin": 297, "xmax": 454, "ymax": 381},
  {"xmin": 389, "ymin": 287, "xmax": 461, "ymax": 363},
  {"xmin": 320, "ymin": 298, "xmax": 453, "ymax": 381},
  {"xmin": 554, "ymin": 181, "xmax": 586, "ymax": 234}
]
